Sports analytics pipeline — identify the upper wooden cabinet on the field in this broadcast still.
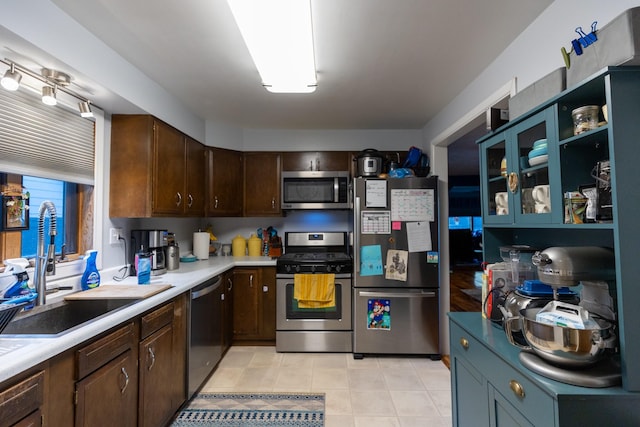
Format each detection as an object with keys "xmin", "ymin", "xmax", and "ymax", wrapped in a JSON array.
[
  {"xmin": 243, "ymin": 152, "xmax": 281, "ymax": 216},
  {"xmin": 282, "ymin": 151, "xmax": 351, "ymax": 171},
  {"xmin": 110, "ymin": 115, "xmax": 205, "ymax": 217},
  {"xmin": 207, "ymin": 147, "xmax": 243, "ymax": 217}
]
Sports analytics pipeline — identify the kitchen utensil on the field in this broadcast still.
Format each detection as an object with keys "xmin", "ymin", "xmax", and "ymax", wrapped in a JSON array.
[
  {"xmin": 166, "ymin": 245, "xmax": 179, "ymax": 270},
  {"xmin": 531, "ymin": 246, "xmax": 615, "ymax": 287},
  {"xmin": 0, "ymin": 301, "xmax": 28, "ymax": 334},
  {"xmin": 355, "ymin": 149, "xmax": 383, "ymax": 177},
  {"xmin": 505, "ymin": 306, "xmax": 615, "ymax": 367},
  {"xmin": 232, "ymin": 234, "xmax": 247, "ymax": 257},
  {"xmin": 528, "ymin": 154, "xmax": 548, "ymax": 167},
  {"xmin": 248, "ymin": 233, "xmax": 262, "ymax": 257}
]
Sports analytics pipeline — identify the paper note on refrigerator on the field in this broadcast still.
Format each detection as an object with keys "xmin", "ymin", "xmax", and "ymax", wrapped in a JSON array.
[
  {"xmin": 365, "ymin": 180, "xmax": 387, "ymax": 207},
  {"xmin": 360, "ymin": 245, "xmax": 383, "ymax": 276},
  {"xmin": 390, "ymin": 189, "xmax": 434, "ymax": 222},
  {"xmin": 406, "ymin": 221, "xmax": 432, "ymax": 252},
  {"xmin": 361, "ymin": 211, "xmax": 391, "ymax": 234}
]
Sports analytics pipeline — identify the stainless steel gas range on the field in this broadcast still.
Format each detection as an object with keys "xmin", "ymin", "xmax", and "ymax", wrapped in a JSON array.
[{"xmin": 276, "ymin": 232, "xmax": 353, "ymax": 352}]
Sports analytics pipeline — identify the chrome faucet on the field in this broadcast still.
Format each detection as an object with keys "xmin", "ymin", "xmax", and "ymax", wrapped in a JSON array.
[{"xmin": 35, "ymin": 201, "xmax": 57, "ymax": 306}]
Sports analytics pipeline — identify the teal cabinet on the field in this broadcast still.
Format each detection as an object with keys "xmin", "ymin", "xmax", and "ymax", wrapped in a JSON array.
[
  {"xmin": 449, "ymin": 313, "xmax": 640, "ymax": 427},
  {"xmin": 467, "ymin": 67, "xmax": 640, "ymax": 425}
]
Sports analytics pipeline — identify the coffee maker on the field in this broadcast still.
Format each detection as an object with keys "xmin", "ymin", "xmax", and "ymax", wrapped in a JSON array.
[{"xmin": 130, "ymin": 229, "xmax": 168, "ymax": 276}]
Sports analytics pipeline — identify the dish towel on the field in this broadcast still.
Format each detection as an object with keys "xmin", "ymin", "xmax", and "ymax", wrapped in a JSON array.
[{"xmin": 294, "ymin": 274, "xmax": 336, "ymax": 308}]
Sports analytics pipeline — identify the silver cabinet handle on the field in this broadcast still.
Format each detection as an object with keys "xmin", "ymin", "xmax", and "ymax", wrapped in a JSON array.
[
  {"xmin": 227, "ymin": 277, "xmax": 233, "ymax": 291},
  {"xmin": 187, "ymin": 193, "xmax": 194, "ymax": 208},
  {"xmin": 358, "ymin": 290, "xmax": 437, "ymax": 298},
  {"xmin": 120, "ymin": 367, "xmax": 129, "ymax": 394},
  {"xmin": 249, "ymin": 274, "xmax": 254, "ymax": 288},
  {"xmin": 214, "ymin": 196, "xmax": 219, "ymax": 209},
  {"xmin": 175, "ymin": 192, "xmax": 182, "ymax": 207},
  {"xmin": 271, "ymin": 197, "xmax": 276, "ymax": 209},
  {"xmin": 147, "ymin": 347, "xmax": 156, "ymax": 371}
]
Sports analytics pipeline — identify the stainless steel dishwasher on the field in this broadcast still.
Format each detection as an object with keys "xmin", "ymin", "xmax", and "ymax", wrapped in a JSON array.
[{"xmin": 188, "ymin": 275, "xmax": 222, "ymax": 398}]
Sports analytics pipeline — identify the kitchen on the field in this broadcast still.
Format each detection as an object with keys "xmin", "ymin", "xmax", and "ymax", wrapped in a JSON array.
[{"xmin": 2, "ymin": 1, "xmax": 640, "ymax": 426}]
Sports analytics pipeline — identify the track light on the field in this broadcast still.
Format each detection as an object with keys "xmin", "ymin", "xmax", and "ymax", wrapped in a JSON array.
[
  {"xmin": 42, "ymin": 86, "xmax": 57, "ymax": 106},
  {"xmin": 1, "ymin": 63, "xmax": 22, "ymax": 91},
  {"xmin": 78, "ymin": 100, "xmax": 93, "ymax": 118}
]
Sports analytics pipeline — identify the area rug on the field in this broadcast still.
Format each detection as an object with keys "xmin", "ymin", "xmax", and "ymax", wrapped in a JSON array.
[
  {"xmin": 461, "ymin": 287, "xmax": 483, "ymax": 302},
  {"xmin": 171, "ymin": 392, "xmax": 325, "ymax": 427}
]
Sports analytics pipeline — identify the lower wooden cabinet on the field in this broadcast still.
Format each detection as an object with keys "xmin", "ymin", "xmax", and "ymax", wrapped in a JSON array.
[
  {"xmin": 139, "ymin": 324, "xmax": 174, "ymax": 427},
  {"xmin": 0, "ymin": 370, "xmax": 45, "ymax": 427},
  {"xmin": 232, "ymin": 267, "xmax": 276, "ymax": 342}
]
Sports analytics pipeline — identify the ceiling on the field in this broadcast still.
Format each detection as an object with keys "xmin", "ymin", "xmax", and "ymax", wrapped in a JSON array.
[{"xmin": 39, "ymin": 0, "xmax": 551, "ymax": 131}]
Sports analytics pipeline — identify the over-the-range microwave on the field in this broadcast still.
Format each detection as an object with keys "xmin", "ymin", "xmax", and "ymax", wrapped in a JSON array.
[{"xmin": 281, "ymin": 171, "xmax": 351, "ymax": 210}]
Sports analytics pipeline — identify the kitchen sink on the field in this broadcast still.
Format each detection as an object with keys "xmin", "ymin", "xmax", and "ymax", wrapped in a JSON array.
[{"xmin": 0, "ymin": 298, "xmax": 139, "ymax": 337}]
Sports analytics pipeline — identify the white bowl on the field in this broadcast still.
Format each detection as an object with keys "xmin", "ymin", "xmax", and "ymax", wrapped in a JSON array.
[{"xmin": 528, "ymin": 154, "xmax": 548, "ymax": 167}]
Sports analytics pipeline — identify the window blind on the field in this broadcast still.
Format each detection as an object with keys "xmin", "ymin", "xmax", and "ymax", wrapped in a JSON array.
[{"xmin": 0, "ymin": 88, "xmax": 95, "ymax": 185}]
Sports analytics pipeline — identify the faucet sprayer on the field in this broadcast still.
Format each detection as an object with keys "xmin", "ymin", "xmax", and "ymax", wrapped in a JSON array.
[{"xmin": 35, "ymin": 201, "xmax": 56, "ymax": 306}]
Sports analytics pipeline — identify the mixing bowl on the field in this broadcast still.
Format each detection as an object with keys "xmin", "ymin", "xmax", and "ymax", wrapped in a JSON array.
[{"xmin": 505, "ymin": 307, "xmax": 616, "ymax": 367}]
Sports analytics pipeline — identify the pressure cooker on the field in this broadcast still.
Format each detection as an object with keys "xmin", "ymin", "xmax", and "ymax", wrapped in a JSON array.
[{"xmin": 355, "ymin": 149, "xmax": 383, "ymax": 177}]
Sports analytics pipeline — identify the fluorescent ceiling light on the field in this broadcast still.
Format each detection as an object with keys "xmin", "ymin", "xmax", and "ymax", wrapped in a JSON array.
[{"xmin": 227, "ymin": 0, "xmax": 317, "ymax": 93}]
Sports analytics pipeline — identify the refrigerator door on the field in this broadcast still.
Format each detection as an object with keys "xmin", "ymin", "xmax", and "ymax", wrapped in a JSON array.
[
  {"xmin": 352, "ymin": 287, "xmax": 439, "ymax": 356},
  {"xmin": 353, "ymin": 176, "xmax": 439, "ymax": 288}
]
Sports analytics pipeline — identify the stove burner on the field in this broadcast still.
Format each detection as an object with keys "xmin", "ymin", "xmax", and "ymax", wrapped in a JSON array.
[{"xmin": 277, "ymin": 231, "xmax": 353, "ymax": 275}]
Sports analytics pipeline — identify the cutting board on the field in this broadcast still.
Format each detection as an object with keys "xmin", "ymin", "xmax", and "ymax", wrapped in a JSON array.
[{"xmin": 64, "ymin": 284, "xmax": 173, "ymax": 300}]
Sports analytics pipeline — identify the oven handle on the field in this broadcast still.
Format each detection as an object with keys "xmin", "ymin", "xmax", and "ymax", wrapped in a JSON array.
[
  {"xmin": 357, "ymin": 290, "xmax": 437, "ymax": 298},
  {"xmin": 191, "ymin": 275, "xmax": 222, "ymax": 300}
]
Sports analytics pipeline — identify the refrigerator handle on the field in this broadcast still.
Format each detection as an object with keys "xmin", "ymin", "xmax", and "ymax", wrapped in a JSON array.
[
  {"xmin": 357, "ymin": 290, "xmax": 437, "ymax": 298},
  {"xmin": 354, "ymin": 196, "xmax": 360, "ymax": 274}
]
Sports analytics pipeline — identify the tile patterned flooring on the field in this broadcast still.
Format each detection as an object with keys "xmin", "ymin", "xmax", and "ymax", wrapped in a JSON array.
[{"xmin": 201, "ymin": 346, "xmax": 452, "ymax": 427}]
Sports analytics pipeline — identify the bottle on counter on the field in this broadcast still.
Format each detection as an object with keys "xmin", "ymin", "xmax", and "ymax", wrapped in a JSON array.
[
  {"xmin": 137, "ymin": 248, "xmax": 151, "ymax": 285},
  {"xmin": 81, "ymin": 250, "xmax": 101, "ymax": 290}
]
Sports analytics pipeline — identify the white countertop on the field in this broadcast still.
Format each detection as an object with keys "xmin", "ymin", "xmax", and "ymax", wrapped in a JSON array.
[{"xmin": 0, "ymin": 256, "xmax": 276, "ymax": 383}]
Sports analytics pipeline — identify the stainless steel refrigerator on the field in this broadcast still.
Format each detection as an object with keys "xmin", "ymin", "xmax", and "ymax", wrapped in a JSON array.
[{"xmin": 352, "ymin": 176, "xmax": 440, "ymax": 359}]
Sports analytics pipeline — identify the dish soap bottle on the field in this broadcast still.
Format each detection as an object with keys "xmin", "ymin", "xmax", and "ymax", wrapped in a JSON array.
[{"xmin": 81, "ymin": 250, "xmax": 100, "ymax": 290}]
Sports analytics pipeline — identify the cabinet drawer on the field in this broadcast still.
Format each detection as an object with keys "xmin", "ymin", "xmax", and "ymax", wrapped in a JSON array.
[
  {"xmin": 140, "ymin": 302, "xmax": 174, "ymax": 339},
  {"xmin": 490, "ymin": 358, "xmax": 555, "ymax": 426},
  {"xmin": 77, "ymin": 322, "xmax": 135, "ymax": 379},
  {"xmin": 0, "ymin": 370, "xmax": 44, "ymax": 426},
  {"xmin": 449, "ymin": 322, "xmax": 493, "ymax": 370}
]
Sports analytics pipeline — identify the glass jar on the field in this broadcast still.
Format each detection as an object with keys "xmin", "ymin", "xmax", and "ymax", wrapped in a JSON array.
[{"xmin": 571, "ymin": 105, "xmax": 599, "ymax": 135}]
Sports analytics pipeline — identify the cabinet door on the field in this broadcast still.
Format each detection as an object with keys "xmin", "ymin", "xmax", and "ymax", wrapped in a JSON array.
[
  {"xmin": 139, "ymin": 325, "xmax": 174, "ymax": 427},
  {"xmin": 282, "ymin": 151, "xmax": 350, "ymax": 171},
  {"xmin": 260, "ymin": 267, "xmax": 277, "ymax": 341},
  {"xmin": 489, "ymin": 386, "xmax": 535, "ymax": 427},
  {"xmin": 243, "ymin": 152, "xmax": 281, "ymax": 216},
  {"xmin": 185, "ymin": 137, "xmax": 205, "ymax": 216},
  {"xmin": 207, "ymin": 148, "xmax": 243, "ymax": 216},
  {"xmin": 222, "ymin": 271, "xmax": 235, "ymax": 353},
  {"xmin": 232, "ymin": 268, "xmax": 260, "ymax": 339},
  {"xmin": 451, "ymin": 355, "xmax": 490, "ymax": 427},
  {"xmin": 510, "ymin": 109, "xmax": 556, "ymax": 224},
  {"xmin": 480, "ymin": 131, "xmax": 511, "ymax": 224},
  {"xmin": 75, "ymin": 350, "xmax": 138, "ymax": 427},
  {"xmin": 153, "ymin": 120, "xmax": 186, "ymax": 215}
]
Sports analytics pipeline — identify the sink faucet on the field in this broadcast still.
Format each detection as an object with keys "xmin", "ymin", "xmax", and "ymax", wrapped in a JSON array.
[{"xmin": 35, "ymin": 201, "xmax": 56, "ymax": 306}]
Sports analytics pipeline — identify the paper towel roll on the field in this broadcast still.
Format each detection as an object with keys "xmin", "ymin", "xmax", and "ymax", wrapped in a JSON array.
[{"xmin": 193, "ymin": 232, "xmax": 210, "ymax": 260}]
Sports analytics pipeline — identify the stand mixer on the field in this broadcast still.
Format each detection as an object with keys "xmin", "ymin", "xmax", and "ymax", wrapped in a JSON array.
[{"xmin": 504, "ymin": 246, "xmax": 621, "ymax": 387}]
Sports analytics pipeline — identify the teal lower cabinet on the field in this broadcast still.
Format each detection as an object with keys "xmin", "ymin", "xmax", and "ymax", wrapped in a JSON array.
[{"xmin": 449, "ymin": 312, "xmax": 640, "ymax": 427}]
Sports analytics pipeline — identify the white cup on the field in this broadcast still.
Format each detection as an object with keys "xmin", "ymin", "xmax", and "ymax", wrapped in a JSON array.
[
  {"xmin": 497, "ymin": 207, "xmax": 509, "ymax": 216},
  {"xmin": 532, "ymin": 185, "xmax": 550, "ymax": 205},
  {"xmin": 535, "ymin": 203, "xmax": 550, "ymax": 213},
  {"xmin": 495, "ymin": 192, "xmax": 508, "ymax": 209}
]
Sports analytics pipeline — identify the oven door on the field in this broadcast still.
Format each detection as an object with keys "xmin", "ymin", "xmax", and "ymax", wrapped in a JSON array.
[{"xmin": 276, "ymin": 273, "xmax": 352, "ymax": 331}]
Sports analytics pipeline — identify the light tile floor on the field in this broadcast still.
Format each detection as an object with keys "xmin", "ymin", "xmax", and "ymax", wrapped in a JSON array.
[{"xmin": 201, "ymin": 346, "xmax": 452, "ymax": 427}]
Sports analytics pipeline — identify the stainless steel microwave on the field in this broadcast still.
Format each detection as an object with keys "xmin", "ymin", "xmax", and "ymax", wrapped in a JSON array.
[{"xmin": 281, "ymin": 171, "xmax": 350, "ymax": 210}]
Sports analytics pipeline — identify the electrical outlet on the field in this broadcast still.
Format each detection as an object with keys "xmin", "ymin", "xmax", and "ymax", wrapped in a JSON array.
[{"xmin": 109, "ymin": 227, "xmax": 123, "ymax": 245}]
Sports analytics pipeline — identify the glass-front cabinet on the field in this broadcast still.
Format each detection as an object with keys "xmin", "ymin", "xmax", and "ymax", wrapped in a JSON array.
[{"xmin": 480, "ymin": 108, "xmax": 556, "ymax": 225}]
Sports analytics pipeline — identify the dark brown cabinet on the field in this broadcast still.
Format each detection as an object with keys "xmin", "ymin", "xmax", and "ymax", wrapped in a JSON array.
[
  {"xmin": 282, "ymin": 151, "xmax": 351, "ymax": 171},
  {"xmin": 207, "ymin": 147, "xmax": 243, "ymax": 217},
  {"xmin": 232, "ymin": 267, "xmax": 276, "ymax": 342},
  {"xmin": 138, "ymin": 302, "xmax": 177, "ymax": 427},
  {"xmin": 0, "ymin": 370, "xmax": 45, "ymax": 427},
  {"xmin": 110, "ymin": 115, "xmax": 205, "ymax": 217},
  {"xmin": 243, "ymin": 152, "xmax": 281, "ymax": 217},
  {"xmin": 75, "ymin": 323, "xmax": 138, "ymax": 427}
]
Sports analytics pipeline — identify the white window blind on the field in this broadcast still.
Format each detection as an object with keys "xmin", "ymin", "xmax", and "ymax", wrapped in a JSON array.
[{"xmin": 0, "ymin": 88, "xmax": 95, "ymax": 185}]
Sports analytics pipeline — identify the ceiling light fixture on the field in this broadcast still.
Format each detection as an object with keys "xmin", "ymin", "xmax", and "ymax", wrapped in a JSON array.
[
  {"xmin": 1, "ymin": 63, "xmax": 22, "ymax": 91},
  {"xmin": 78, "ymin": 100, "xmax": 93, "ymax": 118},
  {"xmin": 41, "ymin": 85, "xmax": 57, "ymax": 106},
  {"xmin": 227, "ymin": 0, "xmax": 317, "ymax": 93}
]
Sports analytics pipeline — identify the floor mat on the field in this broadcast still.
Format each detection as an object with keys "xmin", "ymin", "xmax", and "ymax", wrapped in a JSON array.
[{"xmin": 171, "ymin": 392, "xmax": 325, "ymax": 427}]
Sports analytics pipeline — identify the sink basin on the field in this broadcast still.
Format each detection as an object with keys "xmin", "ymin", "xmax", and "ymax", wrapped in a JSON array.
[{"xmin": 0, "ymin": 298, "xmax": 139, "ymax": 337}]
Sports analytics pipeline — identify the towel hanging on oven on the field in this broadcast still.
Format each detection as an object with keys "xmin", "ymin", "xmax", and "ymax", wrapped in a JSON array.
[{"xmin": 294, "ymin": 274, "xmax": 336, "ymax": 308}]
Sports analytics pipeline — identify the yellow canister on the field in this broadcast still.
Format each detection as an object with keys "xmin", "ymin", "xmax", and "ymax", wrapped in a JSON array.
[
  {"xmin": 248, "ymin": 234, "xmax": 262, "ymax": 257},
  {"xmin": 232, "ymin": 234, "xmax": 247, "ymax": 257}
]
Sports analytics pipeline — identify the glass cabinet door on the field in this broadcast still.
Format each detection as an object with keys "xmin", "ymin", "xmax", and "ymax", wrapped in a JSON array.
[
  {"xmin": 511, "ymin": 109, "xmax": 554, "ymax": 223},
  {"xmin": 480, "ymin": 132, "xmax": 512, "ymax": 224}
]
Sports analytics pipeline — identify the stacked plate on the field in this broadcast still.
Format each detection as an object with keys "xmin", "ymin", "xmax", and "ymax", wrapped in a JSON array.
[{"xmin": 528, "ymin": 139, "xmax": 548, "ymax": 166}]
